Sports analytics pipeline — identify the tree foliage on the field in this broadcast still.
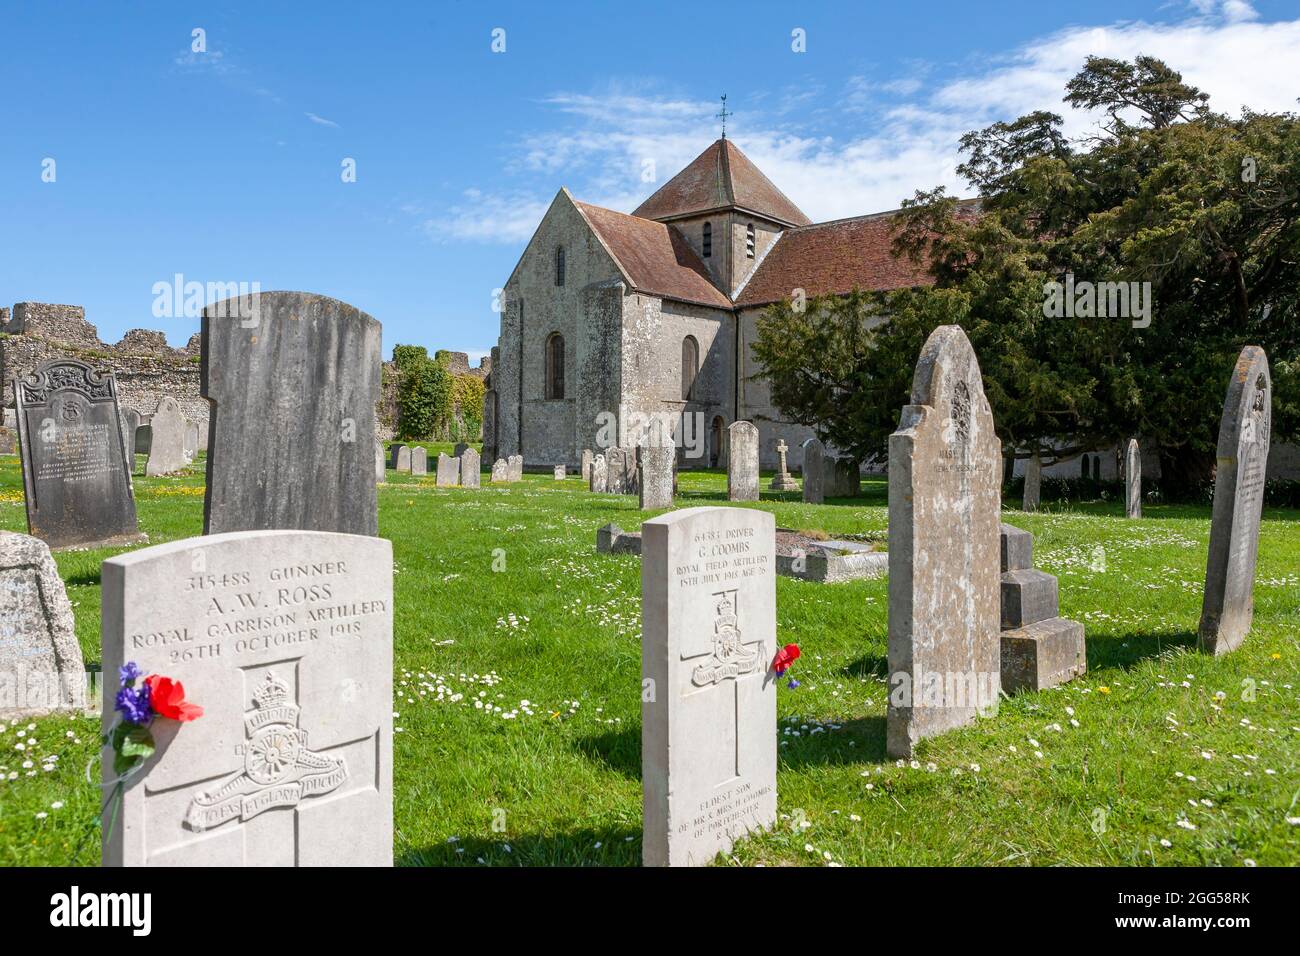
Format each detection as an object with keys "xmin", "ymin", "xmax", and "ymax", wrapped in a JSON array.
[{"xmin": 753, "ymin": 55, "xmax": 1300, "ymax": 493}]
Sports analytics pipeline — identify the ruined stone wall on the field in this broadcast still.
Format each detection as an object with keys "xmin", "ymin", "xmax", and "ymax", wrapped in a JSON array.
[{"xmin": 1, "ymin": 302, "xmax": 209, "ymax": 427}]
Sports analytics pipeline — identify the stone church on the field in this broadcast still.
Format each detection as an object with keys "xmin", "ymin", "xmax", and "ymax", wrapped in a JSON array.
[{"xmin": 484, "ymin": 137, "xmax": 935, "ymax": 471}]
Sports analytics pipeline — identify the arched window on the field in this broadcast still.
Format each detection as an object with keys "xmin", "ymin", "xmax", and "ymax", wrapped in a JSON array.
[
  {"xmin": 545, "ymin": 332, "xmax": 565, "ymax": 399},
  {"xmin": 746, "ymin": 223, "xmax": 755, "ymax": 258},
  {"xmin": 681, "ymin": 335, "xmax": 699, "ymax": 400},
  {"xmin": 702, "ymin": 221, "xmax": 712, "ymax": 258},
  {"xmin": 555, "ymin": 246, "xmax": 566, "ymax": 286}
]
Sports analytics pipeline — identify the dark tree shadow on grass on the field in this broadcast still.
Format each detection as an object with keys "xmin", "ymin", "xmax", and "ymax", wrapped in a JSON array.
[
  {"xmin": 778, "ymin": 715, "xmax": 889, "ymax": 768},
  {"xmin": 1086, "ymin": 629, "xmax": 1198, "ymax": 671},
  {"xmin": 397, "ymin": 826, "xmax": 640, "ymax": 866},
  {"xmin": 574, "ymin": 726, "xmax": 640, "ymax": 778},
  {"xmin": 842, "ymin": 652, "xmax": 889, "ymax": 681},
  {"xmin": 64, "ymin": 569, "xmax": 102, "ymax": 587}
]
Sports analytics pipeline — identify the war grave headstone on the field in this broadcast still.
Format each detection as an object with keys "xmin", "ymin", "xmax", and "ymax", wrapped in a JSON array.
[
  {"xmin": 101, "ymin": 529, "xmax": 393, "ymax": 866},
  {"xmin": 461, "ymin": 448, "xmax": 481, "ymax": 489},
  {"xmin": 14, "ymin": 359, "xmax": 146, "ymax": 549},
  {"xmin": 769, "ymin": 440, "xmax": 797, "ymax": 491},
  {"xmin": 490, "ymin": 458, "xmax": 508, "ymax": 483},
  {"xmin": 801, "ymin": 438, "xmax": 825, "ymax": 505},
  {"xmin": 1200, "ymin": 346, "xmax": 1271, "ymax": 655},
  {"xmin": 435, "ymin": 452, "xmax": 459, "ymax": 486},
  {"xmin": 1022, "ymin": 454, "xmax": 1042, "ymax": 512},
  {"xmin": 1124, "ymin": 439, "xmax": 1141, "ymax": 519},
  {"xmin": 146, "ymin": 396, "xmax": 189, "ymax": 478},
  {"xmin": 411, "ymin": 447, "xmax": 429, "ymax": 477},
  {"xmin": 202, "ymin": 291, "xmax": 381, "ymax": 537},
  {"xmin": 887, "ymin": 325, "xmax": 1001, "ymax": 758},
  {"xmin": 0, "ymin": 530, "xmax": 86, "ymax": 718},
  {"xmin": 999, "ymin": 524, "xmax": 1085, "ymax": 693},
  {"xmin": 641, "ymin": 506, "xmax": 777, "ymax": 866},
  {"xmin": 589, "ymin": 454, "xmax": 608, "ymax": 492},
  {"xmin": 727, "ymin": 422, "xmax": 759, "ymax": 502}
]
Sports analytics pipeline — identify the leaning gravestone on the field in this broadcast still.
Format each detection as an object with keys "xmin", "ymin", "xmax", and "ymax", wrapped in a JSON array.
[
  {"xmin": 641, "ymin": 506, "xmax": 777, "ymax": 866},
  {"xmin": 801, "ymin": 438, "xmax": 825, "ymax": 505},
  {"xmin": 101, "ymin": 529, "xmax": 393, "ymax": 866},
  {"xmin": 638, "ymin": 434, "xmax": 675, "ymax": 510},
  {"xmin": 411, "ymin": 447, "xmax": 428, "ymax": 477},
  {"xmin": 490, "ymin": 458, "xmax": 508, "ymax": 483},
  {"xmin": 1200, "ymin": 347, "xmax": 1271, "ymax": 655},
  {"xmin": 1022, "ymin": 453, "xmax": 1042, "ymax": 512},
  {"xmin": 727, "ymin": 422, "xmax": 759, "ymax": 502},
  {"xmin": 1124, "ymin": 439, "xmax": 1141, "ymax": 519},
  {"xmin": 0, "ymin": 530, "xmax": 86, "ymax": 717},
  {"xmin": 461, "ymin": 448, "xmax": 481, "ymax": 489},
  {"xmin": 146, "ymin": 396, "xmax": 189, "ymax": 478},
  {"xmin": 14, "ymin": 359, "xmax": 146, "ymax": 549},
  {"xmin": 435, "ymin": 453, "xmax": 459, "ymax": 487},
  {"xmin": 589, "ymin": 454, "xmax": 607, "ymax": 492},
  {"xmin": 887, "ymin": 325, "xmax": 1001, "ymax": 758},
  {"xmin": 202, "ymin": 291, "xmax": 381, "ymax": 536}
]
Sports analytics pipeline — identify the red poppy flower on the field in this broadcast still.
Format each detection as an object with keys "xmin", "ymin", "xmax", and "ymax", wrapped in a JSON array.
[
  {"xmin": 143, "ymin": 675, "xmax": 204, "ymax": 722},
  {"xmin": 772, "ymin": 643, "xmax": 801, "ymax": 675}
]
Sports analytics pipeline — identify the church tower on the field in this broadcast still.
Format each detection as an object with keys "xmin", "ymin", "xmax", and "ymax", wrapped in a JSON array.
[{"xmin": 632, "ymin": 138, "xmax": 810, "ymax": 297}]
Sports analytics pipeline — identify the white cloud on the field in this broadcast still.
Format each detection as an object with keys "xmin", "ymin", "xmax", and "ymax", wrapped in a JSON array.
[
  {"xmin": 435, "ymin": 2, "xmax": 1299, "ymax": 237},
  {"xmin": 305, "ymin": 112, "xmax": 340, "ymax": 128}
]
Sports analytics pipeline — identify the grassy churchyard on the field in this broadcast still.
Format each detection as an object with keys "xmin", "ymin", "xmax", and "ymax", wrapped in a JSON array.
[{"xmin": 2, "ymin": 446, "xmax": 1296, "ymax": 867}]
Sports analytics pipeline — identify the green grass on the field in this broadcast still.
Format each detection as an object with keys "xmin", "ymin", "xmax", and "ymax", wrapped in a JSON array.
[{"xmin": 1, "ymin": 452, "xmax": 1297, "ymax": 866}]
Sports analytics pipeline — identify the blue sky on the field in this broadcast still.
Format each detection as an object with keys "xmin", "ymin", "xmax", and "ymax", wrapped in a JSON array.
[{"xmin": 2, "ymin": 0, "xmax": 1297, "ymax": 360}]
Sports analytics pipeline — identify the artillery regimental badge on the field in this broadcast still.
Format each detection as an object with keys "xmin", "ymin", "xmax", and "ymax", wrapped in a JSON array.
[
  {"xmin": 184, "ymin": 672, "xmax": 349, "ymax": 832},
  {"xmin": 691, "ymin": 590, "xmax": 763, "ymax": 687}
]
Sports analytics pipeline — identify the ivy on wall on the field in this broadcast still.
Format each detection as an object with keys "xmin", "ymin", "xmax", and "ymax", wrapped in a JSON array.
[{"xmin": 392, "ymin": 344, "xmax": 483, "ymax": 442}]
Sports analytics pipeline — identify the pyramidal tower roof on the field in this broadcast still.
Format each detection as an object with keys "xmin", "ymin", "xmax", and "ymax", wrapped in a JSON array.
[{"xmin": 632, "ymin": 139, "xmax": 811, "ymax": 227}]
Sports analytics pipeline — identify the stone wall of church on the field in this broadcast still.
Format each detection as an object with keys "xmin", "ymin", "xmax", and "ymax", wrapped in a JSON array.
[{"xmin": 497, "ymin": 193, "xmax": 624, "ymax": 467}]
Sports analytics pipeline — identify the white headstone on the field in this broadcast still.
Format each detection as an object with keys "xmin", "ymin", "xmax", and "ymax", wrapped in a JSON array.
[
  {"xmin": 641, "ymin": 506, "xmax": 777, "ymax": 866},
  {"xmin": 101, "ymin": 530, "xmax": 393, "ymax": 866}
]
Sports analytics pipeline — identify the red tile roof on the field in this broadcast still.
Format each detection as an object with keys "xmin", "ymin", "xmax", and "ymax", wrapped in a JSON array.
[
  {"xmin": 734, "ymin": 210, "xmax": 935, "ymax": 307},
  {"xmin": 632, "ymin": 139, "xmax": 811, "ymax": 227},
  {"xmin": 574, "ymin": 200, "xmax": 733, "ymax": 310}
]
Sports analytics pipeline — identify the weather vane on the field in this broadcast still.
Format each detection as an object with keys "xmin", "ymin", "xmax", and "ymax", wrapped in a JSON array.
[{"xmin": 717, "ymin": 94, "xmax": 731, "ymax": 139}]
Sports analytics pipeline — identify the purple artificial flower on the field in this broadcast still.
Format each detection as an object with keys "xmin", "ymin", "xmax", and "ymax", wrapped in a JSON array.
[
  {"xmin": 786, "ymin": 678, "xmax": 801, "ymax": 690},
  {"xmin": 119, "ymin": 661, "xmax": 143, "ymax": 686},
  {"xmin": 114, "ymin": 682, "xmax": 153, "ymax": 725}
]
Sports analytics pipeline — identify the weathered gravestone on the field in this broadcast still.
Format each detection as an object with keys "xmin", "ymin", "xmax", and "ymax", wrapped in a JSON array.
[
  {"xmin": 638, "ymin": 435, "xmax": 675, "ymax": 511},
  {"xmin": 120, "ymin": 408, "xmax": 141, "ymax": 464},
  {"xmin": 553, "ymin": 464, "xmax": 566, "ymax": 480},
  {"xmin": 1124, "ymin": 439, "xmax": 1141, "ymax": 519},
  {"xmin": 453, "ymin": 442, "xmax": 470, "ymax": 458},
  {"xmin": 374, "ymin": 440, "xmax": 386, "ymax": 484},
  {"xmin": 1022, "ymin": 453, "xmax": 1042, "ymax": 512},
  {"xmin": 727, "ymin": 422, "xmax": 759, "ymax": 502},
  {"xmin": 411, "ymin": 447, "xmax": 428, "ymax": 477},
  {"xmin": 887, "ymin": 325, "xmax": 1001, "ymax": 758},
  {"xmin": 581, "ymin": 449, "xmax": 594, "ymax": 483},
  {"xmin": 507, "ymin": 454, "xmax": 523, "ymax": 482},
  {"xmin": 135, "ymin": 421, "xmax": 152, "ymax": 456},
  {"xmin": 0, "ymin": 424, "xmax": 16, "ymax": 455},
  {"xmin": 825, "ymin": 457, "xmax": 861, "ymax": 498},
  {"xmin": 1200, "ymin": 347, "xmax": 1271, "ymax": 656},
  {"xmin": 14, "ymin": 359, "xmax": 146, "ymax": 549},
  {"xmin": 606, "ymin": 447, "xmax": 637, "ymax": 496},
  {"xmin": 589, "ymin": 454, "xmax": 607, "ymax": 492},
  {"xmin": 490, "ymin": 458, "xmax": 508, "ymax": 483},
  {"xmin": 101, "ymin": 529, "xmax": 393, "ymax": 866},
  {"xmin": 769, "ymin": 440, "xmax": 797, "ymax": 491},
  {"xmin": 435, "ymin": 453, "xmax": 459, "ymax": 487},
  {"xmin": 460, "ymin": 448, "xmax": 481, "ymax": 489},
  {"xmin": 184, "ymin": 420, "xmax": 200, "ymax": 459},
  {"xmin": 801, "ymin": 437, "xmax": 825, "ymax": 505},
  {"xmin": 641, "ymin": 507, "xmax": 777, "ymax": 866},
  {"xmin": 391, "ymin": 444, "xmax": 411, "ymax": 473},
  {"xmin": 0, "ymin": 530, "xmax": 86, "ymax": 717},
  {"xmin": 146, "ymin": 396, "xmax": 189, "ymax": 478},
  {"xmin": 202, "ymin": 291, "xmax": 380, "ymax": 537}
]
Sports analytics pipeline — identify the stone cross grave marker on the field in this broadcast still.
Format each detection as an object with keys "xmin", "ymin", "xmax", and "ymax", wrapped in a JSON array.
[
  {"xmin": 0, "ymin": 530, "xmax": 86, "ymax": 717},
  {"xmin": 202, "ymin": 291, "xmax": 381, "ymax": 537},
  {"xmin": 101, "ymin": 529, "xmax": 393, "ymax": 866},
  {"xmin": 1124, "ymin": 439, "xmax": 1141, "ymax": 518},
  {"xmin": 769, "ymin": 439, "xmax": 797, "ymax": 491},
  {"xmin": 461, "ymin": 448, "xmax": 481, "ymax": 489},
  {"xmin": 887, "ymin": 325, "xmax": 1001, "ymax": 758},
  {"xmin": 801, "ymin": 437, "xmax": 825, "ymax": 505},
  {"xmin": 1200, "ymin": 346, "xmax": 1271, "ymax": 655},
  {"xmin": 14, "ymin": 359, "xmax": 145, "ymax": 549},
  {"xmin": 641, "ymin": 506, "xmax": 777, "ymax": 866},
  {"xmin": 727, "ymin": 422, "xmax": 759, "ymax": 502}
]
